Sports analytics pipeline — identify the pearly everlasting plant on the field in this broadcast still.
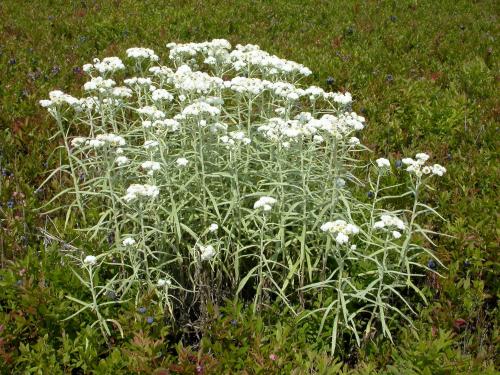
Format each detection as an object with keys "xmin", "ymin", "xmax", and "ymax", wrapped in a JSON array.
[{"xmin": 40, "ymin": 39, "xmax": 447, "ymax": 354}]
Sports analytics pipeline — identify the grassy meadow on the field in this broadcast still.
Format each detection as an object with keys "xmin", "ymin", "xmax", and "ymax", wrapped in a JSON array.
[{"xmin": 0, "ymin": 0, "xmax": 498, "ymax": 373}]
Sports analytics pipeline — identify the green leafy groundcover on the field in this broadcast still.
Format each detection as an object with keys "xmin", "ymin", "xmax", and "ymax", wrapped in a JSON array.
[{"xmin": 0, "ymin": 0, "xmax": 498, "ymax": 373}]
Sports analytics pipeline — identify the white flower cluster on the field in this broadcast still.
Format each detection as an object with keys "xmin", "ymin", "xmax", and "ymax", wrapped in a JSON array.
[
  {"xmin": 111, "ymin": 87, "xmax": 133, "ymax": 98},
  {"xmin": 83, "ymin": 57, "xmax": 125, "ymax": 75},
  {"xmin": 141, "ymin": 160, "xmax": 161, "ymax": 175},
  {"xmin": 257, "ymin": 117, "xmax": 302, "ymax": 145},
  {"xmin": 137, "ymin": 106, "xmax": 166, "ymax": 120},
  {"xmin": 219, "ymin": 131, "xmax": 251, "ymax": 148},
  {"xmin": 143, "ymin": 119, "xmax": 181, "ymax": 133},
  {"xmin": 123, "ymin": 184, "xmax": 159, "ymax": 202},
  {"xmin": 376, "ymin": 158, "xmax": 391, "ymax": 168},
  {"xmin": 373, "ymin": 214, "xmax": 405, "ymax": 239},
  {"xmin": 151, "ymin": 89, "xmax": 174, "ymax": 102},
  {"xmin": 176, "ymin": 157, "xmax": 189, "ymax": 167},
  {"xmin": 253, "ymin": 196, "xmax": 277, "ymax": 211},
  {"xmin": 199, "ymin": 244, "xmax": 216, "ymax": 261},
  {"xmin": 228, "ymin": 43, "xmax": 312, "ymax": 77},
  {"xmin": 122, "ymin": 237, "xmax": 136, "ymax": 246},
  {"xmin": 126, "ymin": 47, "xmax": 159, "ymax": 61},
  {"xmin": 257, "ymin": 111, "xmax": 365, "ymax": 146},
  {"xmin": 224, "ymin": 76, "xmax": 270, "ymax": 96},
  {"xmin": 83, "ymin": 255, "xmax": 97, "ymax": 266},
  {"xmin": 83, "ymin": 133, "xmax": 126, "ymax": 148},
  {"xmin": 402, "ymin": 153, "xmax": 446, "ymax": 177},
  {"xmin": 167, "ymin": 65, "xmax": 224, "ymax": 94},
  {"xmin": 115, "ymin": 156, "xmax": 129, "ymax": 166},
  {"xmin": 180, "ymin": 100, "xmax": 220, "ymax": 118},
  {"xmin": 157, "ymin": 278, "xmax": 172, "ymax": 287},
  {"xmin": 167, "ymin": 39, "xmax": 231, "ymax": 64},
  {"xmin": 124, "ymin": 77, "xmax": 153, "ymax": 87},
  {"xmin": 320, "ymin": 220, "xmax": 359, "ymax": 245},
  {"xmin": 83, "ymin": 77, "xmax": 116, "ymax": 93},
  {"xmin": 39, "ymin": 90, "xmax": 80, "ymax": 108},
  {"xmin": 149, "ymin": 65, "xmax": 174, "ymax": 78}
]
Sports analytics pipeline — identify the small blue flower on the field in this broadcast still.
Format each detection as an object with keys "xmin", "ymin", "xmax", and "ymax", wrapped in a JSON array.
[
  {"xmin": 230, "ymin": 319, "xmax": 238, "ymax": 327},
  {"xmin": 464, "ymin": 260, "xmax": 471, "ymax": 268},
  {"xmin": 390, "ymin": 15, "xmax": 397, "ymax": 22},
  {"xmin": 395, "ymin": 160, "xmax": 403, "ymax": 168},
  {"xmin": 8, "ymin": 58, "xmax": 16, "ymax": 65},
  {"xmin": 367, "ymin": 191, "xmax": 374, "ymax": 199},
  {"xmin": 326, "ymin": 76, "xmax": 335, "ymax": 86},
  {"xmin": 386, "ymin": 74, "xmax": 394, "ymax": 83},
  {"xmin": 138, "ymin": 306, "xmax": 147, "ymax": 314},
  {"xmin": 7, "ymin": 199, "xmax": 14, "ymax": 209},
  {"xmin": 428, "ymin": 259, "xmax": 436, "ymax": 270},
  {"xmin": 146, "ymin": 316, "xmax": 154, "ymax": 324}
]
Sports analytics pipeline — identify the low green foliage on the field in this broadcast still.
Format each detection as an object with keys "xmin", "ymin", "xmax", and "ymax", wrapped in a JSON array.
[{"xmin": 0, "ymin": 0, "xmax": 497, "ymax": 373}]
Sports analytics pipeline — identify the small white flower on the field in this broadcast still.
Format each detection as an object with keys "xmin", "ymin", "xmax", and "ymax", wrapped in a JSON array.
[
  {"xmin": 122, "ymin": 237, "xmax": 136, "ymax": 246},
  {"xmin": 116, "ymin": 156, "xmax": 129, "ymax": 166},
  {"xmin": 87, "ymin": 139, "xmax": 105, "ymax": 148},
  {"xmin": 208, "ymin": 223, "xmax": 219, "ymax": 232},
  {"xmin": 254, "ymin": 196, "xmax": 277, "ymax": 211},
  {"xmin": 83, "ymin": 255, "xmax": 97, "ymax": 266},
  {"xmin": 71, "ymin": 137, "xmax": 86, "ymax": 147},
  {"xmin": 349, "ymin": 137, "xmax": 360, "ymax": 145},
  {"xmin": 313, "ymin": 135, "xmax": 324, "ymax": 144},
  {"xmin": 335, "ymin": 232, "xmax": 349, "ymax": 245},
  {"xmin": 176, "ymin": 157, "xmax": 189, "ymax": 167},
  {"xmin": 415, "ymin": 153, "xmax": 430, "ymax": 162},
  {"xmin": 431, "ymin": 164, "xmax": 446, "ymax": 176},
  {"xmin": 392, "ymin": 231, "xmax": 402, "ymax": 239},
  {"xmin": 123, "ymin": 184, "xmax": 159, "ymax": 202},
  {"xmin": 141, "ymin": 160, "xmax": 161, "ymax": 175},
  {"xmin": 376, "ymin": 158, "xmax": 391, "ymax": 168},
  {"xmin": 200, "ymin": 244, "xmax": 216, "ymax": 261},
  {"xmin": 126, "ymin": 47, "xmax": 159, "ymax": 61},
  {"xmin": 350, "ymin": 244, "xmax": 357, "ymax": 250},
  {"xmin": 422, "ymin": 166, "xmax": 431, "ymax": 175},
  {"xmin": 157, "ymin": 278, "xmax": 171, "ymax": 287}
]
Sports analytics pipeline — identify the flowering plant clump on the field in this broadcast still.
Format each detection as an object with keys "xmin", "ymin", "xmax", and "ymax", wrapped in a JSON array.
[{"xmin": 40, "ymin": 39, "xmax": 446, "ymax": 353}]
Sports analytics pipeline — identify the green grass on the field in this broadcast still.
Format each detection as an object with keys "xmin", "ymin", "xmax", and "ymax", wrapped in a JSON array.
[{"xmin": 0, "ymin": 0, "xmax": 498, "ymax": 373}]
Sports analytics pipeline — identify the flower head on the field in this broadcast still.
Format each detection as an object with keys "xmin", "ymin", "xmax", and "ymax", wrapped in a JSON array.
[
  {"xmin": 200, "ymin": 244, "xmax": 216, "ymax": 261},
  {"xmin": 123, "ymin": 184, "xmax": 159, "ymax": 202},
  {"xmin": 253, "ymin": 196, "xmax": 277, "ymax": 211},
  {"xmin": 122, "ymin": 237, "xmax": 136, "ymax": 246},
  {"xmin": 321, "ymin": 220, "xmax": 359, "ymax": 245},
  {"xmin": 176, "ymin": 157, "xmax": 189, "ymax": 167},
  {"xmin": 376, "ymin": 158, "xmax": 390, "ymax": 168},
  {"xmin": 83, "ymin": 255, "xmax": 97, "ymax": 266}
]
